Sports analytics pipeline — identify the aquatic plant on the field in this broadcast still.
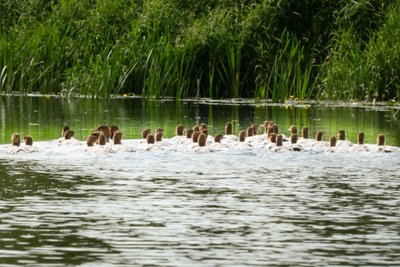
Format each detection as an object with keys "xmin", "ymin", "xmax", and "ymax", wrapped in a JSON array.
[{"xmin": 0, "ymin": 0, "xmax": 398, "ymax": 101}]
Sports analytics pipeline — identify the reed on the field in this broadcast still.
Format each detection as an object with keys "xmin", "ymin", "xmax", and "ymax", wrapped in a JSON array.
[{"xmin": 0, "ymin": 0, "xmax": 398, "ymax": 101}]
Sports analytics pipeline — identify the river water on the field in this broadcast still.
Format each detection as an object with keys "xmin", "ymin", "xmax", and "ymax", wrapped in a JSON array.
[{"xmin": 0, "ymin": 95, "xmax": 399, "ymax": 266}]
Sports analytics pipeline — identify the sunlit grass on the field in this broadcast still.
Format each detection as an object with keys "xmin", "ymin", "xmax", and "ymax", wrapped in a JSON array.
[{"xmin": 0, "ymin": 0, "xmax": 398, "ymax": 101}]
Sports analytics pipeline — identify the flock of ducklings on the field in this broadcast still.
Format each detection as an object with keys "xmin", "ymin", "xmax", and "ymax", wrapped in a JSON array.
[{"xmin": 8, "ymin": 121, "xmax": 397, "ymax": 153}]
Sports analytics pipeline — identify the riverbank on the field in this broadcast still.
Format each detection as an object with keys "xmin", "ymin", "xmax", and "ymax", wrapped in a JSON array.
[{"xmin": 1, "ymin": 0, "xmax": 400, "ymax": 101}]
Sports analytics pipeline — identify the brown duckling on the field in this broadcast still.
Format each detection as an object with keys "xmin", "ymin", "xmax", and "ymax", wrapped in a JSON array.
[
  {"xmin": 329, "ymin": 136, "xmax": 337, "ymax": 147},
  {"xmin": 225, "ymin": 122, "xmax": 233, "ymax": 135},
  {"xmin": 97, "ymin": 134, "xmax": 107, "ymax": 146},
  {"xmin": 11, "ymin": 133, "xmax": 20, "ymax": 146},
  {"xmin": 246, "ymin": 126, "xmax": 253, "ymax": 137},
  {"xmin": 377, "ymin": 134, "xmax": 385, "ymax": 146},
  {"xmin": 200, "ymin": 129, "xmax": 208, "ymax": 138},
  {"xmin": 64, "ymin": 130, "xmax": 75, "ymax": 140},
  {"xmin": 86, "ymin": 135, "xmax": 97, "ymax": 146},
  {"xmin": 302, "ymin": 127, "xmax": 309, "ymax": 139},
  {"xmin": 61, "ymin": 125, "xmax": 70, "ymax": 137},
  {"xmin": 23, "ymin": 135, "xmax": 33, "ymax": 146},
  {"xmin": 198, "ymin": 133, "xmax": 207, "ymax": 147},
  {"xmin": 276, "ymin": 134, "xmax": 283, "ymax": 147},
  {"xmin": 146, "ymin": 134, "xmax": 155, "ymax": 144},
  {"xmin": 142, "ymin": 128, "xmax": 151, "ymax": 139},
  {"xmin": 289, "ymin": 125, "xmax": 298, "ymax": 135},
  {"xmin": 214, "ymin": 134, "xmax": 223, "ymax": 143},
  {"xmin": 110, "ymin": 125, "xmax": 119, "ymax": 140},
  {"xmin": 155, "ymin": 130, "xmax": 163, "ymax": 142},
  {"xmin": 316, "ymin": 131, "xmax": 323, "ymax": 141},
  {"xmin": 338, "ymin": 130, "xmax": 346, "ymax": 141},
  {"xmin": 113, "ymin": 131, "xmax": 122, "ymax": 145},
  {"xmin": 93, "ymin": 125, "xmax": 111, "ymax": 141},
  {"xmin": 185, "ymin": 128, "xmax": 194, "ymax": 139},
  {"xmin": 238, "ymin": 130, "xmax": 246, "ymax": 142},
  {"xmin": 251, "ymin": 124, "xmax": 259, "ymax": 135},
  {"xmin": 290, "ymin": 134, "xmax": 298, "ymax": 144},
  {"xmin": 199, "ymin": 123, "xmax": 208, "ymax": 131},
  {"xmin": 192, "ymin": 131, "xmax": 201, "ymax": 143},
  {"xmin": 269, "ymin": 133, "xmax": 277, "ymax": 143},
  {"xmin": 176, "ymin": 125, "xmax": 185, "ymax": 136},
  {"xmin": 358, "ymin": 132, "xmax": 365, "ymax": 145}
]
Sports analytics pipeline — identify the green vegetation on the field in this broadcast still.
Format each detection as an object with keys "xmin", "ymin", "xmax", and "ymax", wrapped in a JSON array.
[{"xmin": 0, "ymin": 0, "xmax": 399, "ymax": 102}]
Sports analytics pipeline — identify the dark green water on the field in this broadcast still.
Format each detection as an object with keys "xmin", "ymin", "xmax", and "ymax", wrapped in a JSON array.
[{"xmin": 0, "ymin": 95, "xmax": 399, "ymax": 146}]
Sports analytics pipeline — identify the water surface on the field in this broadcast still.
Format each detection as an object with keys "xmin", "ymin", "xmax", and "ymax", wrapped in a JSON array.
[
  {"xmin": 0, "ymin": 95, "xmax": 399, "ymax": 145},
  {"xmin": 0, "ymin": 95, "xmax": 399, "ymax": 266}
]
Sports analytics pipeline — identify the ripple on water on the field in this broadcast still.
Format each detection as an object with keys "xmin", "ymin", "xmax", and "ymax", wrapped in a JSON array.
[{"xmin": 0, "ymin": 140, "xmax": 399, "ymax": 266}]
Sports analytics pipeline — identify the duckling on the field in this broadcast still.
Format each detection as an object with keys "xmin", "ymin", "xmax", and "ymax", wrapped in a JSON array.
[
  {"xmin": 297, "ymin": 127, "xmax": 310, "ymax": 146},
  {"xmin": 23, "ymin": 135, "xmax": 33, "ymax": 146},
  {"xmin": 21, "ymin": 135, "xmax": 39, "ymax": 153},
  {"xmin": 251, "ymin": 124, "xmax": 259, "ymax": 135},
  {"xmin": 198, "ymin": 133, "xmax": 207, "ymax": 147},
  {"xmin": 93, "ymin": 125, "xmax": 111, "ymax": 142},
  {"xmin": 289, "ymin": 133, "xmax": 302, "ymax": 152},
  {"xmin": 316, "ymin": 131, "xmax": 323, "ymax": 141},
  {"xmin": 358, "ymin": 132, "xmax": 365, "ymax": 145},
  {"xmin": 310, "ymin": 131, "xmax": 329, "ymax": 152},
  {"xmin": 376, "ymin": 134, "xmax": 397, "ymax": 153},
  {"xmin": 225, "ymin": 122, "xmax": 233, "ymax": 135},
  {"xmin": 186, "ymin": 128, "xmax": 194, "ymax": 139},
  {"xmin": 61, "ymin": 124, "xmax": 70, "ymax": 137},
  {"xmin": 86, "ymin": 135, "xmax": 97, "ymax": 147},
  {"xmin": 192, "ymin": 131, "xmax": 201, "ymax": 143},
  {"xmin": 276, "ymin": 134, "xmax": 283, "ymax": 147},
  {"xmin": 169, "ymin": 125, "xmax": 187, "ymax": 146},
  {"xmin": 329, "ymin": 136, "xmax": 337, "ymax": 147},
  {"xmin": 113, "ymin": 131, "xmax": 122, "ymax": 145},
  {"xmin": 57, "ymin": 129, "xmax": 79, "ymax": 145},
  {"xmin": 238, "ymin": 130, "xmax": 246, "ymax": 142},
  {"xmin": 271, "ymin": 134, "xmax": 285, "ymax": 152},
  {"xmin": 142, "ymin": 128, "xmax": 151, "ymax": 139},
  {"xmin": 6, "ymin": 133, "xmax": 24, "ymax": 154},
  {"xmin": 64, "ymin": 130, "xmax": 75, "ymax": 140},
  {"xmin": 224, "ymin": 122, "xmax": 237, "ymax": 142},
  {"xmin": 199, "ymin": 123, "xmax": 208, "ymax": 131},
  {"xmin": 97, "ymin": 134, "xmax": 107, "ymax": 146},
  {"xmin": 236, "ymin": 130, "xmax": 252, "ymax": 149},
  {"xmin": 336, "ymin": 129, "xmax": 353, "ymax": 147},
  {"xmin": 289, "ymin": 125, "xmax": 298, "ymax": 135},
  {"xmin": 146, "ymin": 134, "xmax": 155, "ymax": 144},
  {"xmin": 325, "ymin": 136, "xmax": 338, "ymax": 153},
  {"xmin": 11, "ymin": 133, "xmax": 20, "ymax": 146},
  {"xmin": 155, "ymin": 129, "xmax": 163, "ymax": 142},
  {"xmin": 301, "ymin": 127, "xmax": 309, "ymax": 139},
  {"xmin": 176, "ymin": 124, "xmax": 185, "ymax": 136},
  {"xmin": 214, "ymin": 134, "xmax": 223, "ymax": 143},
  {"xmin": 110, "ymin": 125, "xmax": 119, "ymax": 140},
  {"xmin": 353, "ymin": 132, "xmax": 370, "ymax": 152}
]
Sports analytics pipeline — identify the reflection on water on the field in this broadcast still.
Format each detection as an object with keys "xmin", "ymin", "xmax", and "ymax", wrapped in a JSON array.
[
  {"xmin": 0, "ymin": 95, "xmax": 399, "ymax": 266},
  {"xmin": 0, "ymin": 95, "xmax": 399, "ymax": 146}
]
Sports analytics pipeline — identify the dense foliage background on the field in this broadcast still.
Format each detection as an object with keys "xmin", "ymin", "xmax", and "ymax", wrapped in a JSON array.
[{"xmin": 0, "ymin": 0, "xmax": 399, "ymax": 101}]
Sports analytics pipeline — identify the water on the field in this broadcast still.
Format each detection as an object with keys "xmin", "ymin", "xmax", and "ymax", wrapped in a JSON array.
[{"xmin": 0, "ymin": 95, "xmax": 399, "ymax": 266}]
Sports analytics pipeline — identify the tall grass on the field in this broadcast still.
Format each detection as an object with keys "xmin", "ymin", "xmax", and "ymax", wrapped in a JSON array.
[
  {"xmin": 0, "ymin": 0, "xmax": 398, "ymax": 101},
  {"xmin": 322, "ymin": 1, "xmax": 400, "ymax": 101},
  {"xmin": 253, "ymin": 31, "xmax": 318, "ymax": 102}
]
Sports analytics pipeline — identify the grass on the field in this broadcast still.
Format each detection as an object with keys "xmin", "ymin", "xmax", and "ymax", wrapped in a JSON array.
[{"xmin": 0, "ymin": 0, "xmax": 399, "ymax": 101}]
